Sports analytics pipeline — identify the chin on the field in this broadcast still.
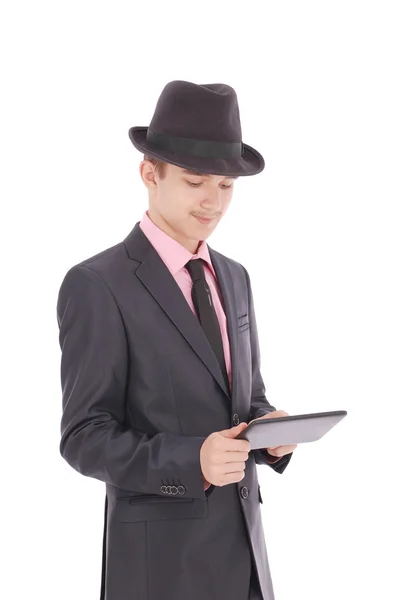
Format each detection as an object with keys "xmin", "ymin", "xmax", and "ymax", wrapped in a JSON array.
[{"xmin": 198, "ymin": 231, "xmax": 213, "ymax": 242}]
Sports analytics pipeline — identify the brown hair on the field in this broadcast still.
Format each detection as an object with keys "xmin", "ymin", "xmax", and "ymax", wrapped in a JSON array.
[{"xmin": 143, "ymin": 154, "xmax": 168, "ymax": 179}]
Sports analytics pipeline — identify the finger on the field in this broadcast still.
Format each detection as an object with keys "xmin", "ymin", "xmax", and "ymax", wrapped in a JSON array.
[
  {"xmin": 224, "ymin": 462, "xmax": 246, "ymax": 474},
  {"xmin": 224, "ymin": 451, "xmax": 250, "ymax": 462},
  {"xmin": 267, "ymin": 444, "xmax": 297, "ymax": 456},
  {"xmin": 265, "ymin": 410, "xmax": 289, "ymax": 419},
  {"xmin": 281, "ymin": 444, "xmax": 297, "ymax": 452}
]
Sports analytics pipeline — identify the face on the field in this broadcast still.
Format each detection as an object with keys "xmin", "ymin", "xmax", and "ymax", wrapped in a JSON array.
[{"xmin": 140, "ymin": 160, "xmax": 237, "ymax": 253}]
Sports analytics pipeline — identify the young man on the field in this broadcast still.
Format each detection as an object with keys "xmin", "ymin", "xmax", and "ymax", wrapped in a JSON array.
[{"xmin": 57, "ymin": 80, "xmax": 296, "ymax": 600}]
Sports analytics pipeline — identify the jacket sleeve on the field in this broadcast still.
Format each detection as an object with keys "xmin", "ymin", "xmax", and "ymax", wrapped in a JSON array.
[
  {"xmin": 243, "ymin": 266, "xmax": 293, "ymax": 475},
  {"xmin": 57, "ymin": 264, "xmax": 214, "ymax": 499}
]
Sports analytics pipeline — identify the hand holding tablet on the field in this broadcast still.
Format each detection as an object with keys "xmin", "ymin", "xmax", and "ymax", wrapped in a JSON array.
[{"xmin": 235, "ymin": 410, "xmax": 347, "ymax": 452}]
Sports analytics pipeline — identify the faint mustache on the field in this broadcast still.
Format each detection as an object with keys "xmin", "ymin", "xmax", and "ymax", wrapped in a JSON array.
[{"xmin": 193, "ymin": 213, "xmax": 219, "ymax": 218}]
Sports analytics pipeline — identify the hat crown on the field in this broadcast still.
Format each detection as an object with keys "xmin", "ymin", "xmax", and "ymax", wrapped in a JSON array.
[
  {"xmin": 128, "ymin": 79, "xmax": 265, "ymax": 176},
  {"xmin": 149, "ymin": 80, "xmax": 242, "ymax": 143}
]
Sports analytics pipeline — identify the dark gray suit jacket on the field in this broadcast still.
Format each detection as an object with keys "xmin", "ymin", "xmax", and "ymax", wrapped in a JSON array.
[{"xmin": 57, "ymin": 222, "xmax": 292, "ymax": 600}]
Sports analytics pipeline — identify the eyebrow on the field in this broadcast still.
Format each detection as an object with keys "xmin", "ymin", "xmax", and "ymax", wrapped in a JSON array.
[{"xmin": 181, "ymin": 168, "xmax": 238, "ymax": 180}]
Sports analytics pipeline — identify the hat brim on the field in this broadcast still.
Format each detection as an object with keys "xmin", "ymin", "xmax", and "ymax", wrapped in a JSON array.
[{"xmin": 128, "ymin": 127, "xmax": 265, "ymax": 177}]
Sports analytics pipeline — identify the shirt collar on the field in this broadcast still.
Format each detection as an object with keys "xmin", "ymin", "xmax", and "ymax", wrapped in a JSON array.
[{"xmin": 139, "ymin": 210, "xmax": 216, "ymax": 277}]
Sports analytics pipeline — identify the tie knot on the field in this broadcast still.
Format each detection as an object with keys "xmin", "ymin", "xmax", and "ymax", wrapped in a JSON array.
[{"xmin": 185, "ymin": 258, "xmax": 205, "ymax": 282}]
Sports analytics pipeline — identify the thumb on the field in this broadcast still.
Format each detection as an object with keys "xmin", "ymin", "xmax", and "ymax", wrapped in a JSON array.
[{"xmin": 220, "ymin": 422, "xmax": 248, "ymax": 438}]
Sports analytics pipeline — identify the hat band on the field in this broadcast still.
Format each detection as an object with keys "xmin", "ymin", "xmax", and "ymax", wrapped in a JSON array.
[{"xmin": 146, "ymin": 128, "xmax": 244, "ymax": 159}]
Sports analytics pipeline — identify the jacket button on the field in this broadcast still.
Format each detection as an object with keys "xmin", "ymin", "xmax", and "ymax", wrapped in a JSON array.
[
  {"xmin": 170, "ymin": 485, "xmax": 178, "ymax": 495},
  {"xmin": 233, "ymin": 414, "xmax": 240, "ymax": 425},
  {"xmin": 240, "ymin": 486, "xmax": 249, "ymax": 499},
  {"xmin": 166, "ymin": 486, "xmax": 172, "ymax": 494},
  {"xmin": 177, "ymin": 485, "xmax": 185, "ymax": 495},
  {"xmin": 161, "ymin": 485, "xmax": 167, "ymax": 493}
]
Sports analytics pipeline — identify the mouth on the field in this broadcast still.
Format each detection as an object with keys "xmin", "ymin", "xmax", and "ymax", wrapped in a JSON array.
[{"xmin": 193, "ymin": 214, "xmax": 216, "ymax": 224}]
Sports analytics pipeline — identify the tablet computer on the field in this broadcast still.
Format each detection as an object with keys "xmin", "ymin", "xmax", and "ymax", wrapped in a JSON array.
[{"xmin": 235, "ymin": 410, "xmax": 347, "ymax": 449}]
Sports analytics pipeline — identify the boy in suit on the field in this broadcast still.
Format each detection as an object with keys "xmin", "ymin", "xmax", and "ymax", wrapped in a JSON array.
[{"xmin": 57, "ymin": 80, "xmax": 296, "ymax": 600}]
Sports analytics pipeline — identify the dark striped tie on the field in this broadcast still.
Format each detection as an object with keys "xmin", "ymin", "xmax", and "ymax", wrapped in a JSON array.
[{"xmin": 185, "ymin": 258, "xmax": 229, "ymax": 390}]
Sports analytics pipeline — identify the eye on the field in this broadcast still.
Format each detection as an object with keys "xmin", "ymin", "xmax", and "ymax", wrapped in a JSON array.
[
  {"xmin": 186, "ymin": 181, "xmax": 233, "ymax": 189},
  {"xmin": 186, "ymin": 181, "xmax": 202, "ymax": 187}
]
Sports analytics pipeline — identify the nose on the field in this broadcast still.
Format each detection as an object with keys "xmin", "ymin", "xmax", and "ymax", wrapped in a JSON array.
[{"xmin": 201, "ymin": 188, "xmax": 224, "ymax": 212}]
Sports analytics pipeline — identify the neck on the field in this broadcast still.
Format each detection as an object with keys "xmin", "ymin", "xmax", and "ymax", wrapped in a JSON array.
[{"xmin": 147, "ymin": 208, "xmax": 200, "ymax": 254}]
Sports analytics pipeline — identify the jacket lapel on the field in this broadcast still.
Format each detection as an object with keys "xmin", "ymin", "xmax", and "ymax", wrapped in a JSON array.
[{"xmin": 123, "ymin": 223, "xmax": 238, "ymax": 408}]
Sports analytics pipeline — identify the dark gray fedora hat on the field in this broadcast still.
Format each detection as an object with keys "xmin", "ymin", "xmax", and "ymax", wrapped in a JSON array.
[{"xmin": 128, "ymin": 80, "xmax": 265, "ymax": 177}]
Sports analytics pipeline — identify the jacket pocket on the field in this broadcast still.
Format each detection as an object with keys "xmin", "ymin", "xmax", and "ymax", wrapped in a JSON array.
[
  {"xmin": 128, "ymin": 494, "xmax": 194, "ymax": 504},
  {"xmin": 238, "ymin": 312, "xmax": 249, "ymax": 328},
  {"xmin": 116, "ymin": 495, "xmax": 209, "ymax": 522}
]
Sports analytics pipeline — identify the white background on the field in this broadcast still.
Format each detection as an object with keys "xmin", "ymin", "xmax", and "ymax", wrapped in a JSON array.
[{"xmin": 1, "ymin": 1, "xmax": 400, "ymax": 599}]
